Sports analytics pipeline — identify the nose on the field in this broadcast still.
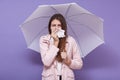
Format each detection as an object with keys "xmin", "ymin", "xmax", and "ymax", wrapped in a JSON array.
[{"xmin": 55, "ymin": 26, "xmax": 59, "ymax": 30}]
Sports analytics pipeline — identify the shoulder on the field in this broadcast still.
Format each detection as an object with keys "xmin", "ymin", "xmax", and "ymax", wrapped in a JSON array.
[
  {"xmin": 67, "ymin": 35, "xmax": 75, "ymax": 41},
  {"xmin": 67, "ymin": 35, "xmax": 77, "ymax": 44}
]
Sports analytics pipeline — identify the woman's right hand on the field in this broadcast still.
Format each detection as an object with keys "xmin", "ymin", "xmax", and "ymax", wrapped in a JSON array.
[{"xmin": 51, "ymin": 30, "xmax": 59, "ymax": 47}]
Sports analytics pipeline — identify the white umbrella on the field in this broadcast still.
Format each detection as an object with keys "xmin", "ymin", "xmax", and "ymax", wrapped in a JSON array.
[{"xmin": 20, "ymin": 3, "xmax": 104, "ymax": 58}]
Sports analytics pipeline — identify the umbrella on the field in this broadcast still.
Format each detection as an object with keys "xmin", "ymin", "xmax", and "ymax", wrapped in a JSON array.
[{"xmin": 20, "ymin": 3, "xmax": 104, "ymax": 58}]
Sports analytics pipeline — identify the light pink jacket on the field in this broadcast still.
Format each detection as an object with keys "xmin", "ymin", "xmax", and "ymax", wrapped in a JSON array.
[{"xmin": 39, "ymin": 34, "xmax": 83, "ymax": 80}]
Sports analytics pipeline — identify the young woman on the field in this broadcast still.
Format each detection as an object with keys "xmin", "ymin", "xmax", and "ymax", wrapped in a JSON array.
[{"xmin": 39, "ymin": 13, "xmax": 83, "ymax": 80}]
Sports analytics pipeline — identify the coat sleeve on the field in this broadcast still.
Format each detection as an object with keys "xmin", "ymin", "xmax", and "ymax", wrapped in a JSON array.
[
  {"xmin": 39, "ymin": 36, "xmax": 59, "ymax": 67},
  {"xmin": 69, "ymin": 37, "xmax": 83, "ymax": 69}
]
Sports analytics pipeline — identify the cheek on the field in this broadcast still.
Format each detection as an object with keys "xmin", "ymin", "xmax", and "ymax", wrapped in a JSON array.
[
  {"xmin": 59, "ymin": 27, "xmax": 62, "ymax": 29},
  {"xmin": 50, "ymin": 27, "xmax": 55, "ymax": 31}
]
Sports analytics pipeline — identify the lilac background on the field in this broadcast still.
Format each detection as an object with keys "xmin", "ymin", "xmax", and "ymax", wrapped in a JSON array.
[{"xmin": 0, "ymin": 0, "xmax": 120, "ymax": 80}]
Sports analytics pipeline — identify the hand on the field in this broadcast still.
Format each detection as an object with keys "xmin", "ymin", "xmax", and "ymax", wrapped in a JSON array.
[
  {"xmin": 51, "ymin": 30, "xmax": 59, "ymax": 47},
  {"xmin": 63, "ymin": 57, "xmax": 71, "ymax": 66},
  {"xmin": 61, "ymin": 51, "xmax": 71, "ymax": 66},
  {"xmin": 61, "ymin": 51, "xmax": 67, "ymax": 59},
  {"xmin": 51, "ymin": 33, "xmax": 59, "ymax": 42}
]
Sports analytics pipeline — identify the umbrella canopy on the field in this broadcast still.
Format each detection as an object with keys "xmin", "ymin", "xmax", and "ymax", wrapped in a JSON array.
[{"xmin": 20, "ymin": 3, "xmax": 104, "ymax": 58}]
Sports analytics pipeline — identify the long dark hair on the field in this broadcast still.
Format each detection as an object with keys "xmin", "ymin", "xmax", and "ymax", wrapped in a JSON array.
[{"xmin": 48, "ymin": 13, "xmax": 68, "ymax": 62}]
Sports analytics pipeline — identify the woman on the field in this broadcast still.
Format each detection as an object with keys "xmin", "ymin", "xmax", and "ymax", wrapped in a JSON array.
[{"xmin": 39, "ymin": 13, "xmax": 83, "ymax": 80}]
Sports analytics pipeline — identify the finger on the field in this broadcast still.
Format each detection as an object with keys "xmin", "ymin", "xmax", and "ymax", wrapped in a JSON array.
[
  {"xmin": 61, "ymin": 52, "xmax": 67, "ymax": 59},
  {"xmin": 54, "ymin": 29, "xmax": 59, "ymax": 34}
]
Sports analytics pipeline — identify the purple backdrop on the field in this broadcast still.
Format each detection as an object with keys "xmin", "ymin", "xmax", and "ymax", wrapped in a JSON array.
[{"xmin": 0, "ymin": 0, "xmax": 120, "ymax": 80}]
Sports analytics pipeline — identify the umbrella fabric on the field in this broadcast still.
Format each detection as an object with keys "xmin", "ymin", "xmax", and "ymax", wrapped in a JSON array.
[{"xmin": 20, "ymin": 3, "xmax": 104, "ymax": 58}]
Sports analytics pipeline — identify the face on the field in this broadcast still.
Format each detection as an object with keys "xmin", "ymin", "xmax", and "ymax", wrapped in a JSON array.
[{"xmin": 50, "ymin": 19, "xmax": 62, "ymax": 33}]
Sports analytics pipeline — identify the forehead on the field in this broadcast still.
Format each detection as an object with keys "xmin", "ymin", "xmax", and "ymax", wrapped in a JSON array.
[{"xmin": 51, "ymin": 19, "xmax": 61, "ymax": 24}]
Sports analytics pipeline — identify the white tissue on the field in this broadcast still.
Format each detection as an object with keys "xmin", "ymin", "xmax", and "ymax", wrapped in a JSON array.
[{"xmin": 57, "ymin": 29, "xmax": 65, "ymax": 38}]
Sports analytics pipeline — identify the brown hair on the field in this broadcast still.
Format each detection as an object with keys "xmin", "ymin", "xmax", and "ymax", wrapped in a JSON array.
[{"xmin": 48, "ymin": 13, "xmax": 68, "ymax": 62}]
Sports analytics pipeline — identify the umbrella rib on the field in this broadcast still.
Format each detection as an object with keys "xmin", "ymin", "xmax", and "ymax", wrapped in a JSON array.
[
  {"xmin": 68, "ymin": 21, "xmax": 103, "ymax": 57},
  {"xmin": 49, "ymin": 6, "xmax": 60, "ymax": 13},
  {"xmin": 21, "ymin": 16, "xmax": 51, "ymax": 26},
  {"xmin": 65, "ymin": 4, "xmax": 72, "ymax": 17},
  {"xmin": 67, "ymin": 13, "xmax": 93, "ymax": 18},
  {"xmin": 67, "ymin": 18, "xmax": 103, "ymax": 40},
  {"xmin": 67, "ymin": 23, "xmax": 84, "ymax": 57},
  {"xmin": 28, "ymin": 26, "xmax": 48, "ymax": 47},
  {"xmin": 72, "ymin": 21, "xmax": 102, "ymax": 40}
]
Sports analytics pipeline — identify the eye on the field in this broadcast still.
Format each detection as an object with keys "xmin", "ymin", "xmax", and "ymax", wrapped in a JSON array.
[
  {"xmin": 51, "ymin": 24, "xmax": 56, "ymax": 27},
  {"xmin": 58, "ymin": 24, "xmax": 61, "ymax": 27}
]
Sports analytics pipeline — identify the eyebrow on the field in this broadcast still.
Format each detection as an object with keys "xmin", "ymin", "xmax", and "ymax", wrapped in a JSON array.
[{"xmin": 51, "ymin": 24, "xmax": 61, "ymax": 26}]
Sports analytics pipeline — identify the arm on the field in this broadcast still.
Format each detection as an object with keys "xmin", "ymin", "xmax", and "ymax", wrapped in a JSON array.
[
  {"xmin": 39, "ymin": 36, "xmax": 59, "ymax": 67},
  {"xmin": 69, "ymin": 37, "xmax": 83, "ymax": 69}
]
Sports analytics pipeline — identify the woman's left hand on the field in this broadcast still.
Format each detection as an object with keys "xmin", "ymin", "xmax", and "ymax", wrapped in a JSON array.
[{"xmin": 61, "ymin": 52, "xmax": 71, "ymax": 66}]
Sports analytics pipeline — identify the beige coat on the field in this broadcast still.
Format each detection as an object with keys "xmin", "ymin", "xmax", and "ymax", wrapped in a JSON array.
[{"xmin": 39, "ymin": 34, "xmax": 83, "ymax": 80}]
